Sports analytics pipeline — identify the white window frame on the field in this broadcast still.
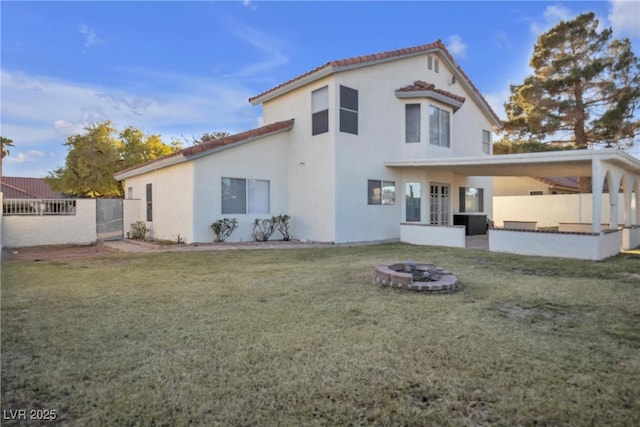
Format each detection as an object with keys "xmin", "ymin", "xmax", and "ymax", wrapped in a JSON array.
[
  {"xmin": 312, "ymin": 86, "xmax": 329, "ymax": 136},
  {"xmin": 221, "ymin": 177, "xmax": 270, "ymax": 214},
  {"xmin": 429, "ymin": 105, "xmax": 451, "ymax": 148},
  {"xmin": 482, "ymin": 130, "xmax": 491, "ymax": 154},
  {"xmin": 430, "ymin": 183, "xmax": 450, "ymax": 225},
  {"xmin": 368, "ymin": 180, "xmax": 396, "ymax": 205},
  {"xmin": 405, "ymin": 104, "xmax": 421, "ymax": 143}
]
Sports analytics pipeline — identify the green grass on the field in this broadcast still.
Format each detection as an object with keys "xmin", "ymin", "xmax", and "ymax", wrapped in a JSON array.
[{"xmin": 2, "ymin": 244, "xmax": 639, "ymax": 426}]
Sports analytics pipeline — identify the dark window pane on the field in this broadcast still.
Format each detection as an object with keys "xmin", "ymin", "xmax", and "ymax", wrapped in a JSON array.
[
  {"xmin": 222, "ymin": 178, "xmax": 246, "ymax": 214},
  {"xmin": 146, "ymin": 183, "xmax": 152, "ymax": 222},
  {"xmin": 340, "ymin": 85, "xmax": 358, "ymax": 111},
  {"xmin": 406, "ymin": 104, "xmax": 421, "ymax": 142},
  {"xmin": 312, "ymin": 110, "xmax": 329, "ymax": 135},
  {"xmin": 340, "ymin": 109, "xmax": 358, "ymax": 135},
  {"xmin": 368, "ymin": 180, "xmax": 381, "ymax": 205}
]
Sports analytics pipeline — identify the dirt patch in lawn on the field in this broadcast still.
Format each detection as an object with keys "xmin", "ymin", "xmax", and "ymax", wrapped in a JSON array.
[{"xmin": 2, "ymin": 244, "xmax": 120, "ymax": 262}]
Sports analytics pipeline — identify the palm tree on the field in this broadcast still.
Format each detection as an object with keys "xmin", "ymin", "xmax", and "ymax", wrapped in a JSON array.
[
  {"xmin": 1, "ymin": 136, "xmax": 15, "ymax": 181},
  {"xmin": 1, "ymin": 136, "xmax": 14, "ymax": 159}
]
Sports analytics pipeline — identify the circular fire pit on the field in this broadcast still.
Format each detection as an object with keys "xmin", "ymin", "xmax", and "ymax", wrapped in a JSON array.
[{"xmin": 373, "ymin": 261, "xmax": 457, "ymax": 292}]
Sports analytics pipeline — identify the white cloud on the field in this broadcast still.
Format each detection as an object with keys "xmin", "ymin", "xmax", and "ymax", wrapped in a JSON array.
[
  {"xmin": 608, "ymin": 0, "xmax": 640, "ymax": 37},
  {"xmin": 229, "ymin": 26, "xmax": 289, "ymax": 79},
  {"xmin": 0, "ymin": 68, "xmax": 261, "ymax": 176},
  {"xmin": 530, "ymin": 5, "xmax": 573, "ymax": 35},
  {"xmin": 5, "ymin": 149, "xmax": 45, "ymax": 164},
  {"xmin": 483, "ymin": 90, "xmax": 511, "ymax": 121},
  {"xmin": 79, "ymin": 24, "xmax": 102, "ymax": 49},
  {"xmin": 242, "ymin": 0, "xmax": 257, "ymax": 11},
  {"xmin": 446, "ymin": 35, "xmax": 467, "ymax": 59}
]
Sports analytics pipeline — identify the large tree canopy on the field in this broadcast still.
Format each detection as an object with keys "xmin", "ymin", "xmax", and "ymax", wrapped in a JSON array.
[
  {"xmin": 502, "ymin": 12, "xmax": 640, "ymax": 149},
  {"xmin": 47, "ymin": 121, "xmax": 178, "ymax": 198}
]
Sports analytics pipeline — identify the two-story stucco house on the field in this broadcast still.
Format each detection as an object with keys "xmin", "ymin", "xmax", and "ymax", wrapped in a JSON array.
[
  {"xmin": 115, "ymin": 41, "xmax": 499, "ymax": 244},
  {"xmin": 115, "ymin": 41, "xmax": 640, "ymax": 259}
]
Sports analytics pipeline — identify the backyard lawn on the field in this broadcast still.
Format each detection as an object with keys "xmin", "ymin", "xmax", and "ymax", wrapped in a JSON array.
[{"xmin": 2, "ymin": 243, "xmax": 639, "ymax": 426}]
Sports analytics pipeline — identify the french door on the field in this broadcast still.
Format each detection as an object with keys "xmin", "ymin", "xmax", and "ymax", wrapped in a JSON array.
[{"xmin": 430, "ymin": 184, "xmax": 450, "ymax": 225}]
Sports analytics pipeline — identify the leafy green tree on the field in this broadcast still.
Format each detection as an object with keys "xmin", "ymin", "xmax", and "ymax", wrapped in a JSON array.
[
  {"xmin": 47, "ymin": 121, "xmax": 178, "ymax": 198},
  {"xmin": 502, "ymin": 12, "xmax": 640, "ymax": 149},
  {"xmin": 179, "ymin": 131, "xmax": 231, "ymax": 146}
]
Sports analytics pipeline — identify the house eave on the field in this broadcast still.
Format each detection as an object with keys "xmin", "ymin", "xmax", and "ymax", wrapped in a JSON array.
[
  {"xmin": 184, "ymin": 124, "xmax": 294, "ymax": 161},
  {"xmin": 385, "ymin": 149, "xmax": 640, "ymax": 177},
  {"xmin": 395, "ymin": 90, "xmax": 464, "ymax": 111},
  {"xmin": 114, "ymin": 154, "xmax": 186, "ymax": 181}
]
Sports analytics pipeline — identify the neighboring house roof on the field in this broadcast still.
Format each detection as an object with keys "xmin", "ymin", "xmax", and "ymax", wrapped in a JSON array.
[
  {"xmin": 1, "ymin": 177, "xmax": 63, "ymax": 199},
  {"xmin": 114, "ymin": 119, "xmax": 295, "ymax": 180},
  {"xmin": 248, "ymin": 40, "xmax": 501, "ymax": 127},
  {"xmin": 533, "ymin": 177, "xmax": 579, "ymax": 192}
]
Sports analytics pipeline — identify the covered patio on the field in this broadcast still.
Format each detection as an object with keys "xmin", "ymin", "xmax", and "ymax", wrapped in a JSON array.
[{"xmin": 386, "ymin": 149, "xmax": 640, "ymax": 260}]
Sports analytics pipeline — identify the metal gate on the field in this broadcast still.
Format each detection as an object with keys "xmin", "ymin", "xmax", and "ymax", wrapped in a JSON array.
[{"xmin": 96, "ymin": 198, "xmax": 123, "ymax": 241}]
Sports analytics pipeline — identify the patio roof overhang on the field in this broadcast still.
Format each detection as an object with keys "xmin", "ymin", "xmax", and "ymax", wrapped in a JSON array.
[{"xmin": 384, "ymin": 149, "xmax": 640, "ymax": 177}]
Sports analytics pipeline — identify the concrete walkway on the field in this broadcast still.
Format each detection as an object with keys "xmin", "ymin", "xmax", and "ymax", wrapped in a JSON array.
[{"xmin": 102, "ymin": 238, "xmax": 400, "ymax": 254}]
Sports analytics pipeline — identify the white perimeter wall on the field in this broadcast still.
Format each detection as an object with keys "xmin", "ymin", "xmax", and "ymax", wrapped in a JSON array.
[
  {"xmin": 489, "ymin": 229, "xmax": 622, "ymax": 260},
  {"xmin": 400, "ymin": 224, "xmax": 465, "ymax": 248},
  {"xmin": 2, "ymin": 199, "xmax": 97, "ymax": 248},
  {"xmin": 493, "ymin": 194, "xmax": 636, "ymax": 227}
]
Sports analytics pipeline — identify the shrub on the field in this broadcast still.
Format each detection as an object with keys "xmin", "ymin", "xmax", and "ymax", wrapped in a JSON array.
[
  {"xmin": 130, "ymin": 221, "xmax": 149, "ymax": 240},
  {"xmin": 211, "ymin": 218, "xmax": 238, "ymax": 242},
  {"xmin": 252, "ymin": 218, "xmax": 276, "ymax": 242},
  {"xmin": 274, "ymin": 214, "xmax": 292, "ymax": 241}
]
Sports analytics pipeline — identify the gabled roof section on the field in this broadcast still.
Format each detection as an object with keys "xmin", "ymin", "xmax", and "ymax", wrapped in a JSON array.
[
  {"xmin": 396, "ymin": 80, "xmax": 466, "ymax": 111},
  {"xmin": 248, "ymin": 40, "xmax": 501, "ymax": 127},
  {"xmin": 114, "ymin": 119, "xmax": 295, "ymax": 181},
  {"xmin": 1, "ymin": 177, "xmax": 63, "ymax": 199}
]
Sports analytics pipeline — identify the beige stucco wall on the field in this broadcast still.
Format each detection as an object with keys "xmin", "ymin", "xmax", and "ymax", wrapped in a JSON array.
[
  {"xmin": 123, "ymin": 162, "xmax": 194, "ymax": 242},
  {"xmin": 1, "ymin": 199, "xmax": 97, "ymax": 248},
  {"xmin": 262, "ymin": 51, "xmax": 496, "ymax": 243},
  {"xmin": 192, "ymin": 132, "xmax": 290, "ymax": 243},
  {"xmin": 494, "ymin": 177, "xmax": 552, "ymax": 196}
]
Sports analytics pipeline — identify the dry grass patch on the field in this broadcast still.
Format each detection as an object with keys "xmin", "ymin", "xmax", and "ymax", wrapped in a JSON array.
[{"xmin": 2, "ymin": 244, "xmax": 639, "ymax": 425}]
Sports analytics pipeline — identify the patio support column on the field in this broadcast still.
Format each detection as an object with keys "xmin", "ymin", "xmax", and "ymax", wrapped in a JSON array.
[
  {"xmin": 591, "ymin": 160, "xmax": 603, "ymax": 234},
  {"xmin": 635, "ymin": 177, "xmax": 640, "ymax": 226},
  {"xmin": 609, "ymin": 170, "xmax": 621, "ymax": 229},
  {"xmin": 623, "ymin": 174, "xmax": 633, "ymax": 227}
]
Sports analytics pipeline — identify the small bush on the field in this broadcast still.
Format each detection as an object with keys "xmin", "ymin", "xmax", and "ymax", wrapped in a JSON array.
[
  {"xmin": 252, "ymin": 218, "xmax": 276, "ymax": 242},
  {"xmin": 130, "ymin": 221, "xmax": 149, "ymax": 240},
  {"xmin": 211, "ymin": 218, "xmax": 238, "ymax": 242},
  {"xmin": 274, "ymin": 214, "xmax": 292, "ymax": 241}
]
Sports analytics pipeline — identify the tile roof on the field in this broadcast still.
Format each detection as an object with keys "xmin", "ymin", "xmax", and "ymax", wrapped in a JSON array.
[
  {"xmin": 114, "ymin": 119, "xmax": 295, "ymax": 178},
  {"xmin": 1, "ymin": 177, "xmax": 63, "ymax": 199},
  {"xmin": 533, "ymin": 176, "xmax": 579, "ymax": 190},
  {"xmin": 248, "ymin": 40, "xmax": 501, "ymax": 126},
  {"xmin": 396, "ymin": 80, "xmax": 466, "ymax": 104}
]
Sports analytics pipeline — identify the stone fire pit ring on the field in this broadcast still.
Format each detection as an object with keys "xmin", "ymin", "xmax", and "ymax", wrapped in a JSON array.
[{"xmin": 373, "ymin": 261, "xmax": 458, "ymax": 292}]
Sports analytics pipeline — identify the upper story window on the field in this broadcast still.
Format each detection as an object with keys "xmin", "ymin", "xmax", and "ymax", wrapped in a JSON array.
[
  {"xmin": 339, "ymin": 85, "xmax": 358, "ymax": 135},
  {"xmin": 222, "ymin": 177, "xmax": 270, "ymax": 214},
  {"xmin": 429, "ymin": 106, "xmax": 450, "ymax": 147},
  {"xmin": 428, "ymin": 55, "xmax": 439, "ymax": 73},
  {"xmin": 482, "ymin": 130, "xmax": 491, "ymax": 154},
  {"xmin": 405, "ymin": 104, "xmax": 421, "ymax": 143},
  {"xmin": 312, "ymin": 86, "xmax": 329, "ymax": 136}
]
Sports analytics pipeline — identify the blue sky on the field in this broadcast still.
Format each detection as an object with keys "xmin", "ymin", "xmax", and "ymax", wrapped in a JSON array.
[{"xmin": 1, "ymin": 1, "xmax": 639, "ymax": 177}]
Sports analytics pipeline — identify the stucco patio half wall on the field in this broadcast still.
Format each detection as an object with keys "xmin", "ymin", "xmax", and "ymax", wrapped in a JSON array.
[{"xmin": 386, "ymin": 149, "xmax": 640, "ymax": 260}]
